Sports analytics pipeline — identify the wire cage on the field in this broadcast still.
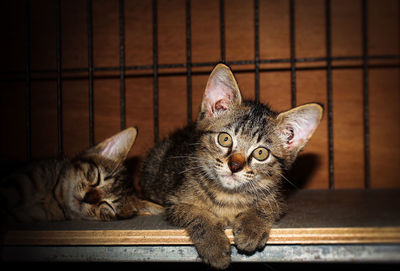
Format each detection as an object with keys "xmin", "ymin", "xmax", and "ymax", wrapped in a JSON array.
[
  {"xmin": 1, "ymin": 0, "xmax": 400, "ymax": 264},
  {"xmin": 0, "ymin": 0, "xmax": 399, "ymax": 190}
]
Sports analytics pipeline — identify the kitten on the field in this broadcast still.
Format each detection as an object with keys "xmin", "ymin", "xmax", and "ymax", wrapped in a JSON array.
[
  {"xmin": 140, "ymin": 64, "xmax": 323, "ymax": 269},
  {"xmin": 0, "ymin": 127, "xmax": 163, "ymax": 223}
]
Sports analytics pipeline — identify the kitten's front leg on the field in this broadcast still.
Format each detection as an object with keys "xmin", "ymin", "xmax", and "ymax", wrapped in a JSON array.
[
  {"xmin": 166, "ymin": 203, "xmax": 231, "ymax": 269},
  {"xmin": 232, "ymin": 208, "xmax": 273, "ymax": 254}
]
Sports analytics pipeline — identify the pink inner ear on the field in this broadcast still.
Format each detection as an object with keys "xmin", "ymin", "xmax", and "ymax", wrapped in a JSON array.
[
  {"xmin": 214, "ymin": 99, "xmax": 230, "ymax": 111},
  {"xmin": 100, "ymin": 139, "xmax": 118, "ymax": 158},
  {"xmin": 283, "ymin": 115, "xmax": 320, "ymax": 150},
  {"xmin": 204, "ymin": 80, "xmax": 234, "ymax": 117},
  {"xmin": 99, "ymin": 132, "xmax": 131, "ymax": 160}
]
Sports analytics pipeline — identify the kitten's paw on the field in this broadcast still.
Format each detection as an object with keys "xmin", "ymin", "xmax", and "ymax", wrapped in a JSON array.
[
  {"xmin": 195, "ymin": 232, "xmax": 231, "ymax": 269},
  {"xmin": 233, "ymin": 216, "xmax": 270, "ymax": 254}
]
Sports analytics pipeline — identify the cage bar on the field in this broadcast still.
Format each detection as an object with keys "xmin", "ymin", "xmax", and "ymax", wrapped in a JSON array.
[
  {"xmin": 362, "ymin": 0, "xmax": 371, "ymax": 189},
  {"xmin": 326, "ymin": 0, "xmax": 334, "ymax": 189},
  {"xmin": 119, "ymin": 0, "xmax": 126, "ymax": 131},
  {"xmin": 2, "ymin": 59, "xmax": 398, "ymax": 83},
  {"xmin": 0, "ymin": 0, "xmax": 399, "ymax": 192},
  {"xmin": 56, "ymin": 0, "xmax": 63, "ymax": 157},
  {"xmin": 87, "ymin": 0, "xmax": 94, "ymax": 147},
  {"xmin": 254, "ymin": 0, "xmax": 260, "ymax": 102},
  {"xmin": 153, "ymin": 0, "xmax": 159, "ymax": 143},
  {"xmin": 1, "ymin": 55, "xmax": 399, "ymax": 80},
  {"xmin": 186, "ymin": 0, "xmax": 192, "ymax": 124},
  {"xmin": 289, "ymin": 0, "xmax": 296, "ymax": 108},
  {"xmin": 24, "ymin": 0, "xmax": 31, "ymax": 160},
  {"xmin": 220, "ymin": 0, "xmax": 226, "ymax": 63}
]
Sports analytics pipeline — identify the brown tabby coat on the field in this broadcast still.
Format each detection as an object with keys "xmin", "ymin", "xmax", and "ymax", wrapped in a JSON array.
[
  {"xmin": 0, "ymin": 127, "xmax": 162, "ymax": 223},
  {"xmin": 140, "ymin": 64, "xmax": 323, "ymax": 269}
]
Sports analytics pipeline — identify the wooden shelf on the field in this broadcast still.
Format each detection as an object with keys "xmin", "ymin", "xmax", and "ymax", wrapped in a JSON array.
[
  {"xmin": 5, "ymin": 227, "xmax": 400, "ymax": 246},
  {"xmin": 2, "ymin": 189, "xmax": 400, "ymax": 262}
]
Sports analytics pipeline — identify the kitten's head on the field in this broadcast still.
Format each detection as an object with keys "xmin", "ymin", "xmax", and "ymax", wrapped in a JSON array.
[
  {"xmin": 58, "ymin": 127, "xmax": 140, "ymax": 221},
  {"xmin": 196, "ymin": 64, "xmax": 323, "ymax": 191}
]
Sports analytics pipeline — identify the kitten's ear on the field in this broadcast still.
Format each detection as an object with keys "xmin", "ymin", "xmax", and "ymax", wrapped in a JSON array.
[
  {"xmin": 276, "ymin": 103, "xmax": 323, "ymax": 154},
  {"xmin": 86, "ymin": 127, "xmax": 137, "ymax": 162},
  {"xmin": 200, "ymin": 64, "xmax": 242, "ymax": 118}
]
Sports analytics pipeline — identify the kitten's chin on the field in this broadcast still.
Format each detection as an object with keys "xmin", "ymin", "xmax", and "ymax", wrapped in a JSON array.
[{"xmin": 218, "ymin": 174, "xmax": 243, "ymax": 190}]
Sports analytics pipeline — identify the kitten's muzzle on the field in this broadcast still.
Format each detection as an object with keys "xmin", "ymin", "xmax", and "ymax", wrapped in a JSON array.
[
  {"xmin": 82, "ymin": 189, "xmax": 102, "ymax": 204},
  {"xmin": 228, "ymin": 153, "xmax": 246, "ymax": 173}
]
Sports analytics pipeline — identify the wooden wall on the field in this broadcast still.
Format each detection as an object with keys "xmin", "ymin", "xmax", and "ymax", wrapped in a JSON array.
[{"xmin": 0, "ymin": 0, "xmax": 399, "ymax": 189}]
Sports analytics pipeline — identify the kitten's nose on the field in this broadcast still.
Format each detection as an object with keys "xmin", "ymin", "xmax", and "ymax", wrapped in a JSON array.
[
  {"xmin": 228, "ymin": 153, "xmax": 245, "ymax": 173},
  {"xmin": 83, "ymin": 189, "xmax": 102, "ymax": 204}
]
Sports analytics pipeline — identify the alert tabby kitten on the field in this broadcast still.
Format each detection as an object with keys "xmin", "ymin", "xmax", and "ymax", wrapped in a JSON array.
[
  {"xmin": 0, "ymin": 127, "xmax": 162, "ymax": 223},
  {"xmin": 140, "ymin": 64, "xmax": 323, "ymax": 269}
]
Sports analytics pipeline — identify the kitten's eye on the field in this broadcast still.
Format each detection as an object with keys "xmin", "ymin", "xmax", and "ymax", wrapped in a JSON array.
[
  {"xmin": 104, "ymin": 175, "xmax": 113, "ymax": 181},
  {"xmin": 252, "ymin": 147, "xmax": 269, "ymax": 161},
  {"xmin": 218, "ymin": 132, "xmax": 233, "ymax": 148},
  {"xmin": 86, "ymin": 165, "xmax": 101, "ymax": 187}
]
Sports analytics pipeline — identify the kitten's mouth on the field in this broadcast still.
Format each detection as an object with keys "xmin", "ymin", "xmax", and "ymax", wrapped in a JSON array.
[
  {"xmin": 219, "ymin": 174, "xmax": 242, "ymax": 189},
  {"xmin": 73, "ymin": 195, "xmax": 84, "ymax": 210}
]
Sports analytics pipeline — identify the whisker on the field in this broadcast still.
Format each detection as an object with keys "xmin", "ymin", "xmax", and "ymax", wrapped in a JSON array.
[
  {"xmin": 278, "ymin": 173, "xmax": 299, "ymax": 190},
  {"xmin": 188, "ymin": 143, "xmax": 202, "ymax": 146},
  {"xmin": 178, "ymin": 165, "xmax": 205, "ymax": 175},
  {"xmin": 169, "ymin": 156, "xmax": 210, "ymax": 163}
]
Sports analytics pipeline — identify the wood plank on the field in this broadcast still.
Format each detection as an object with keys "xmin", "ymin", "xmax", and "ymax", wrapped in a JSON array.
[
  {"xmin": 260, "ymin": 72, "xmax": 291, "ymax": 115},
  {"xmin": 191, "ymin": 0, "xmax": 220, "ymax": 64},
  {"xmin": 125, "ymin": 0, "xmax": 153, "ymax": 66},
  {"xmin": 4, "ymin": 227, "xmax": 400, "ymax": 246},
  {"xmin": 225, "ymin": 0, "xmax": 254, "ymax": 62},
  {"xmin": 158, "ymin": 0, "xmax": 186, "ymax": 65},
  {"xmin": 259, "ymin": 0, "xmax": 290, "ymax": 62},
  {"xmin": 92, "ymin": 0, "xmax": 119, "ymax": 68},
  {"xmin": 0, "ymin": 82, "xmax": 26, "ymax": 162},
  {"xmin": 125, "ymin": 77, "xmax": 155, "ymax": 157},
  {"xmin": 1, "ymin": 0, "xmax": 399, "ymax": 191},
  {"xmin": 295, "ymin": 0, "xmax": 325, "ymax": 67},
  {"xmin": 0, "ymin": 1, "xmax": 25, "ymax": 73},
  {"xmin": 60, "ymin": 0, "xmax": 88, "ymax": 69},
  {"xmin": 62, "ymin": 80, "xmax": 90, "ymax": 157},
  {"xmin": 370, "ymin": 69, "xmax": 400, "ymax": 188},
  {"xmin": 30, "ymin": 0, "xmax": 56, "ymax": 71},
  {"xmin": 159, "ymin": 76, "xmax": 187, "ymax": 139},
  {"xmin": 332, "ymin": 69, "xmax": 364, "ymax": 188},
  {"xmin": 295, "ymin": 71, "xmax": 329, "ymax": 189},
  {"xmin": 4, "ymin": 190, "xmax": 400, "ymax": 246},
  {"xmin": 331, "ymin": 0, "xmax": 362, "ymax": 67},
  {"xmin": 369, "ymin": 0, "xmax": 399, "ymax": 57},
  {"xmin": 93, "ymin": 79, "xmax": 121, "ymax": 145},
  {"xmin": 31, "ymin": 80, "xmax": 58, "ymax": 159}
]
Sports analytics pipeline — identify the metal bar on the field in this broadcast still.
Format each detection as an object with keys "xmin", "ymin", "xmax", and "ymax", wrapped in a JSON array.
[
  {"xmin": 220, "ymin": 0, "xmax": 226, "ymax": 63},
  {"xmin": 1, "ymin": 54, "xmax": 399, "ymax": 77},
  {"xmin": 24, "ymin": 0, "xmax": 31, "ymax": 161},
  {"xmin": 153, "ymin": 0, "xmax": 159, "ymax": 143},
  {"xmin": 186, "ymin": 0, "xmax": 192, "ymax": 124},
  {"xmin": 289, "ymin": 0, "xmax": 296, "ymax": 107},
  {"xmin": 3, "ymin": 62, "xmax": 400, "ymax": 83},
  {"xmin": 254, "ymin": 0, "xmax": 260, "ymax": 102},
  {"xmin": 4, "ymin": 245, "xmax": 400, "ymax": 263},
  {"xmin": 87, "ymin": 0, "xmax": 94, "ymax": 147},
  {"xmin": 2, "ymin": 63, "xmax": 400, "ymax": 83},
  {"xmin": 56, "ymin": 0, "xmax": 63, "ymax": 157},
  {"xmin": 119, "ymin": 0, "xmax": 126, "ymax": 130},
  {"xmin": 326, "ymin": 0, "xmax": 334, "ymax": 189},
  {"xmin": 362, "ymin": 0, "xmax": 371, "ymax": 189}
]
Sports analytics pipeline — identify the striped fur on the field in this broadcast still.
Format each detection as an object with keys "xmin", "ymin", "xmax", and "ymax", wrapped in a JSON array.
[
  {"xmin": 1, "ymin": 127, "xmax": 163, "ymax": 223},
  {"xmin": 140, "ymin": 64, "xmax": 323, "ymax": 269}
]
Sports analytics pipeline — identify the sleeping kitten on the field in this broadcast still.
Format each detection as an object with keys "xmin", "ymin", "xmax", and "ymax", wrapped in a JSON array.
[
  {"xmin": 140, "ymin": 64, "xmax": 323, "ymax": 269},
  {"xmin": 0, "ymin": 127, "xmax": 162, "ymax": 223}
]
